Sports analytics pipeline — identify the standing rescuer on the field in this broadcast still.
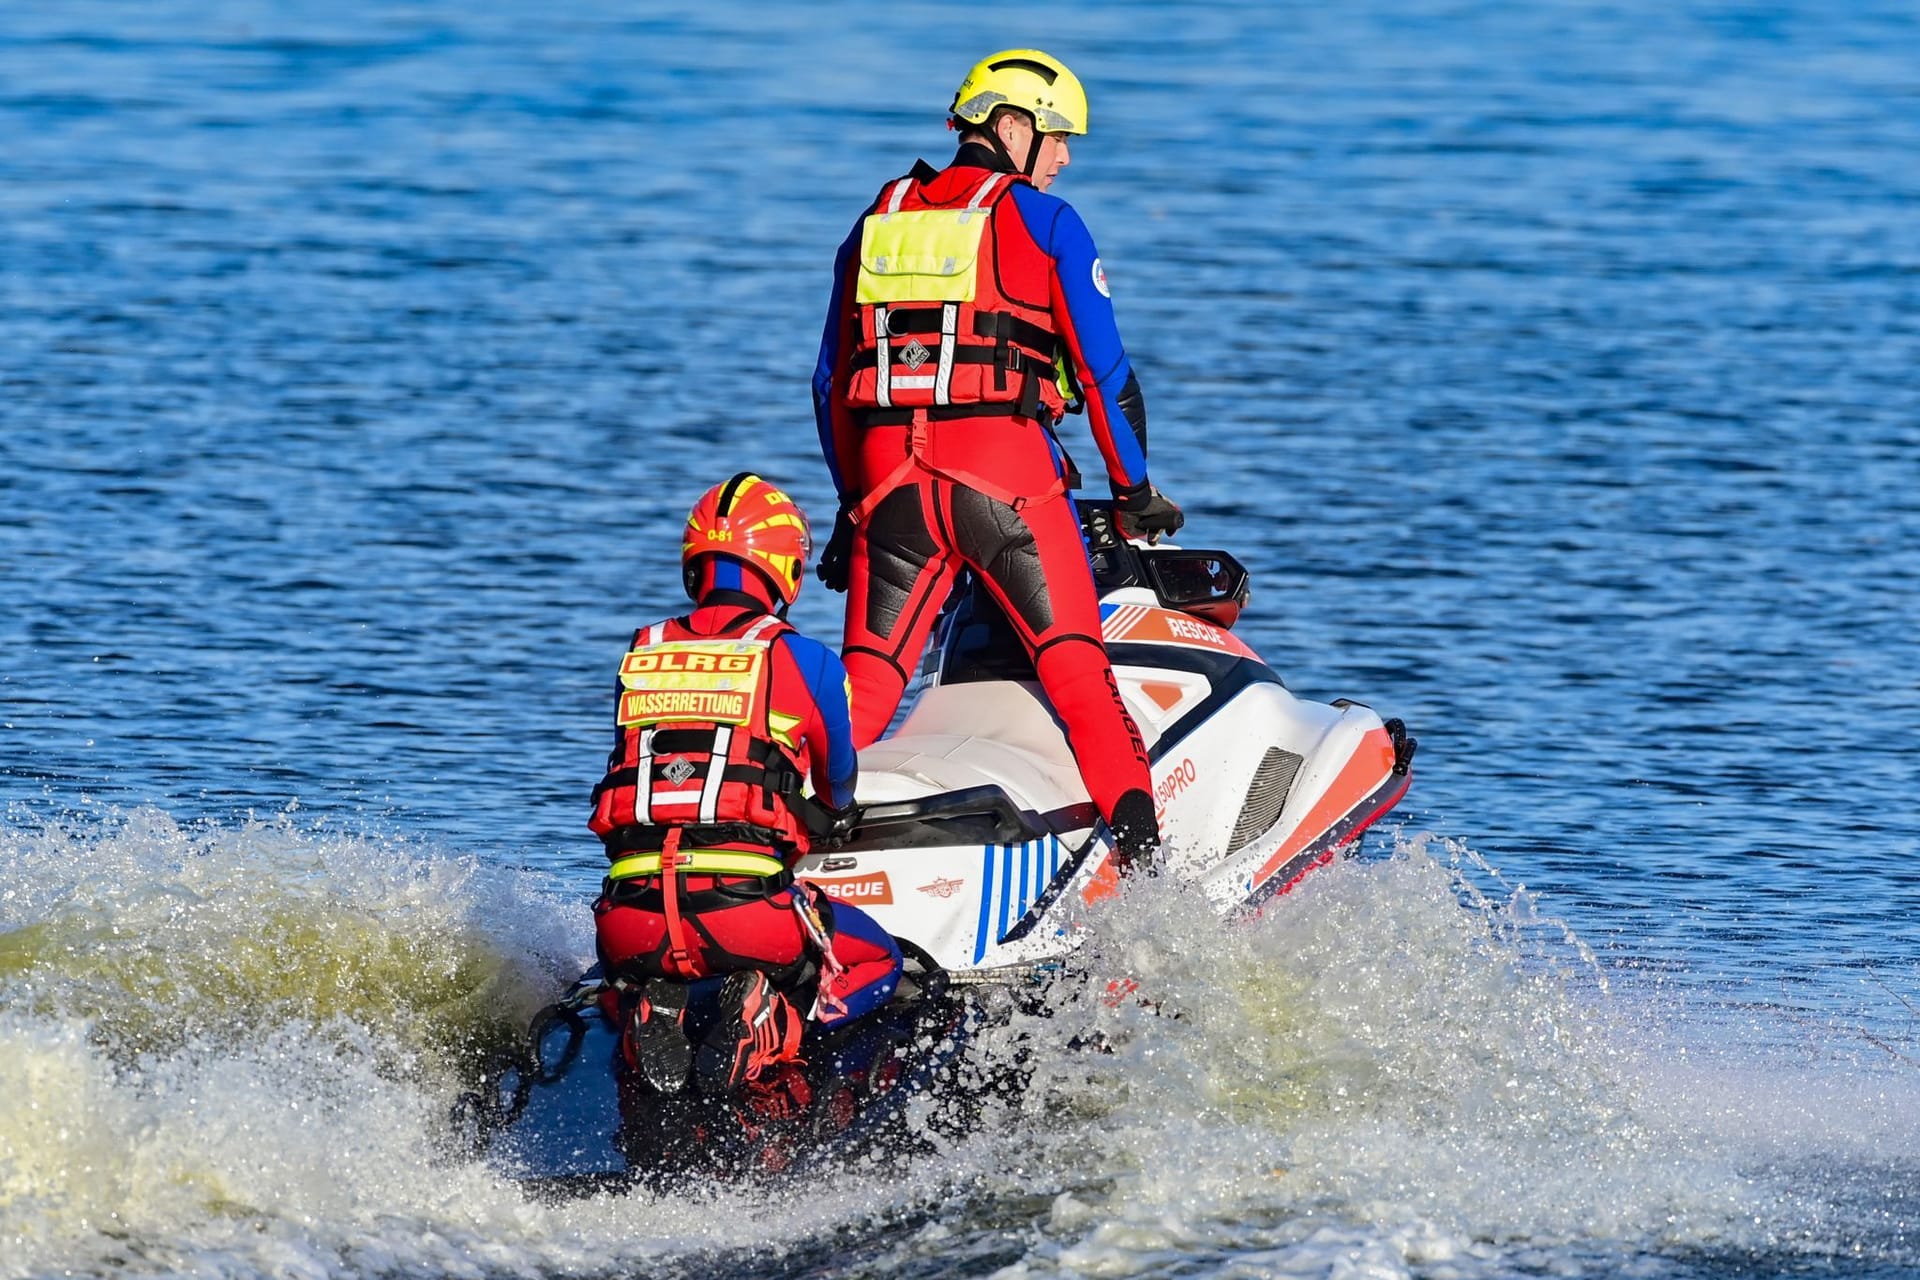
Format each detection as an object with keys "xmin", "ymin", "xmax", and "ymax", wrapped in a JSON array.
[
  {"xmin": 811, "ymin": 49, "xmax": 1183, "ymax": 868},
  {"xmin": 589, "ymin": 473, "xmax": 903, "ymax": 1103}
]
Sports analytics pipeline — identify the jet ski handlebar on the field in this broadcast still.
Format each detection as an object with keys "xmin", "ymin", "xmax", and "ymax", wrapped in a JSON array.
[{"xmin": 1079, "ymin": 500, "xmax": 1252, "ymax": 630}]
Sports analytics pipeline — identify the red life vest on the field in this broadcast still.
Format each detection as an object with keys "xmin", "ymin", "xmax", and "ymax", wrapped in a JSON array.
[
  {"xmin": 588, "ymin": 611, "xmax": 813, "ymax": 859},
  {"xmin": 844, "ymin": 169, "xmax": 1066, "ymax": 425}
]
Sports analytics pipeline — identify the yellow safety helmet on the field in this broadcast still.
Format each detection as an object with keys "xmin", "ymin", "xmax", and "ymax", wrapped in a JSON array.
[{"xmin": 950, "ymin": 49, "xmax": 1088, "ymax": 136}]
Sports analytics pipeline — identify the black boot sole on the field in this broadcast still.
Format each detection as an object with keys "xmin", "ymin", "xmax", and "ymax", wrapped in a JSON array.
[{"xmin": 628, "ymin": 982, "xmax": 693, "ymax": 1095}]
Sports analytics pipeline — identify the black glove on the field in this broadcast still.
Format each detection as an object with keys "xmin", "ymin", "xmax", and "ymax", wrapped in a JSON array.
[
  {"xmin": 816, "ymin": 503, "xmax": 855, "ymax": 592},
  {"xmin": 1112, "ymin": 479, "xmax": 1185, "ymax": 543},
  {"xmin": 822, "ymin": 801, "xmax": 860, "ymax": 848}
]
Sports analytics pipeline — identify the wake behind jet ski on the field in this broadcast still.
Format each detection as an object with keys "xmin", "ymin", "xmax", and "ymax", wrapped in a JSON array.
[{"xmin": 463, "ymin": 503, "xmax": 1414, "ymax": 1192}]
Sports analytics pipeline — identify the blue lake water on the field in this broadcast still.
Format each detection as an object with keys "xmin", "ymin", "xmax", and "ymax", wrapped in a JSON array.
[{"xmin": 3, "ymin": 1, "xmax": 1918, "ymax": 1276}]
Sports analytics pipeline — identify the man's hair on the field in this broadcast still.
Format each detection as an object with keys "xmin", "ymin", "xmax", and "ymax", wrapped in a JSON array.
[{"xmin": 953, "ymin": 103, "xmax": 1034, "ymax": 140}]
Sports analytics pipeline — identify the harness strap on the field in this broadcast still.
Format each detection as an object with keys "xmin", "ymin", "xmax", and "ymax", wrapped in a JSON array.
[
  {"xmin": 964, "ymin": 171, "xmax": 1006, "ymax": 211},
  {"xmin": 848, "ymin": 415, "xmax": 1069, "ymax": 526},
  {"xmin": 657, "ymin": 829, "xmax": 698, "ymax": 979},
  {"xmin": 970, "ymin": 310, "xmax": 1058, "ymax": 362},
  {"xmin": 626, "ymin": 622, "xmax": 668, "ymax": 828},
  {"xmin": 1018, "ymin": 364, "xmax": 1043, "ymax": 420},
  {"xmin": 738, "ymin": 615, "xmax": 787, "ymax": 643},
  {"xmin": 935, "ymin": 302, "xmax": 958, "ymax": 404}
]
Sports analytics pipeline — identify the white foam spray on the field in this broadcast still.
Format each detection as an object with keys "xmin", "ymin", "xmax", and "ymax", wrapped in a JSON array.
[{"xmin": 5, "ymin": 813, "xmax": 1916, "ymax": 1279}]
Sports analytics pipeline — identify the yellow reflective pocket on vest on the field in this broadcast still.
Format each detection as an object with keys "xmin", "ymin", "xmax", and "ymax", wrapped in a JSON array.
[
  {"xmin": 616, "ymin": 640, "xmax": 767, "ymax": 728},
  {"xmin": 854, "ymin": 208, "xmax": 990, "ymax": 304}
]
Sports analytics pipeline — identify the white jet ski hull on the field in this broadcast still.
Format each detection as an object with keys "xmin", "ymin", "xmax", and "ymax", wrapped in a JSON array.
[{"xmin": 797, "ymin": 513, "xmax": 1414, "ymax": 977}]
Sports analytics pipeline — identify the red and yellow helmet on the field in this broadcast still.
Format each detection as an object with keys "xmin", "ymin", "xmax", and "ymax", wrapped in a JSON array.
[{"xmin": 681, "ymin": 473, "xmax": 813, "ymax": 606}]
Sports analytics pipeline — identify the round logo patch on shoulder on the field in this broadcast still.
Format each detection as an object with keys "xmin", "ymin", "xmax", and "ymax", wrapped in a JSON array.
[{"xmin": 1092, "ymin": 258, "xmax": 1110, "ymax": 298}]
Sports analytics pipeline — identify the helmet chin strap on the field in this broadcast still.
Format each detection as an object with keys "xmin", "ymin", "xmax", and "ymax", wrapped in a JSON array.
[
  {"xmin": 979, "ymin": 127, "xmax": 1018, "ymax": 173},
  {"xmin": 981, "ymin": 111, "xmax": 1040, "ymax": 177}
]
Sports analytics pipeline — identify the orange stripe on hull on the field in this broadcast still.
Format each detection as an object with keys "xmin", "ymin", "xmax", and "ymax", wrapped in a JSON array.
[
  {"xmin": 1080, "ymin": 857, "xmax": 1122, "ymax": 904},
  {"xmin": 1249, "ymin": 725, "xmax": 1400, "ymax": 894},
  {"xmin": 1075, "ymin": 728, "xmax": 1410, "ymax": 909}
]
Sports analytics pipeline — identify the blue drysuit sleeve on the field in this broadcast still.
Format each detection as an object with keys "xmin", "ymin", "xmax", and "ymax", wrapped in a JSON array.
[
  {"xmin": 778, "ymin": 632, "xmax": 859, "ymax": 809},
  {"xmin": 812, "ymin": 220, "xmax": 865, "ymax": 502},
  {"xmin": 1007, "ymin": 183, "xmax": 1150, "ymax": 491}
]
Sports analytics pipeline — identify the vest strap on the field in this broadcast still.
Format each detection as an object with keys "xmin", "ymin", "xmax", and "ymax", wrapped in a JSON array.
[
  {"xmin": 590, "ymin": 756, "xmax": 804, "ymax": 806},
  {"xmin": 869, "ymin": 306, "xmax": 1057, "ymax": 361},
  {"xmin": 848, "ymin": 343, "xmax": 1052, "ymax": 375},
  {"xmin": 853, "ymin": 402, "xmax": 1049, "ymax": 427},
  {"xmin": 601, "ymin": 821, "xmax": 796, "ymax": 855},
  {"xmin": 647, "ymin": 729, "xmax": 792, "ymax": 765}
]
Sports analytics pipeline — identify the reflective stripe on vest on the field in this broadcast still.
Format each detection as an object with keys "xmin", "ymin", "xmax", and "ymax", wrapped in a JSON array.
[
  {"xmin": 607, "ymin": 848, "xmax": 788, "ymax": 880},
  {"xmin": 631, "ymin": 623, "xmax": 665, "ymax": 824},
  {"xmin": 698, "ymin": 724, "xmax": 732, "ymax": 822}
]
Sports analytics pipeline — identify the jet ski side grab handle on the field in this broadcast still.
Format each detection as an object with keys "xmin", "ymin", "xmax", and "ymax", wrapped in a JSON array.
[{"xmin": 803, "ymin": 785, "xmax": 1092, "ymax": 854}]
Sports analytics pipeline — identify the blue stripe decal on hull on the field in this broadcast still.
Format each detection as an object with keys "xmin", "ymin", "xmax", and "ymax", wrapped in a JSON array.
[
  {"xmin": 998, "ymin": 843, "xmax": 1015, "ymax": 941},
  {"xmin": 974, "ymin": 843, "xmax": 995, "ymax": 964},
  {"xmin": 1019, "ymin": 840, "xmax": 1031, "ymax": 916},
  {"xmin": 974, "ymin": 835, "xmax": 1079, "ymax": 962}
]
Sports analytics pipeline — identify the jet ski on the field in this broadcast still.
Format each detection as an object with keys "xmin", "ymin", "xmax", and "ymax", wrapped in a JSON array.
[
  {"xmin": 462, "ymin": 505, "xmax": 1414, "ymax": 1190},
  {"xmin": 796, "ymin": 501, "xmax": 1416, "ymax": 975}
]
